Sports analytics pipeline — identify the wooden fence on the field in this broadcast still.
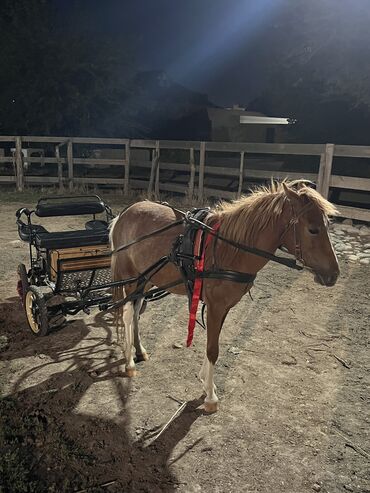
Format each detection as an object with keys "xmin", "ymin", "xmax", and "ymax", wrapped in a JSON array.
[{"xmin": 0, "ymin": 136, "xmax": 369, "ymax": 222}]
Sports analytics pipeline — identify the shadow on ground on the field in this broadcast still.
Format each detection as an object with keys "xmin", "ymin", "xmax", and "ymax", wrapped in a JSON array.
[{"xmin": 0, "ymin": 297, "xmax": 204, "ymax": 493}]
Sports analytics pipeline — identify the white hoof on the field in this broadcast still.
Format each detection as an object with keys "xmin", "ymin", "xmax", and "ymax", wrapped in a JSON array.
[{"xmin": 204, "ymin": 400, "xmax": 218, "ymax": 413}]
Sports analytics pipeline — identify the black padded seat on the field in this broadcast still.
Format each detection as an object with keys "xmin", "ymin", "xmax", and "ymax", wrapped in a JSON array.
[
  {"xmin": 34, "ymin": 229, "xmax": 109, "ymax": 249},
  {"xmin": 18, "ymin": 223, "xmax": 48, "ymax": 243},
  {"xmin": 36, "ymin": 196, "xmax": 106, "ymax": 217},
  {"xmin": 85, "ymin": 220, "xmax": 109, "ymax": 231}
]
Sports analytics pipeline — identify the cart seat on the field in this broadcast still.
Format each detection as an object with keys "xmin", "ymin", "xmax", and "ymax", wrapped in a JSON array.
[
  {"xmin": 85, "ymin": 219, "xmax": 109, "ymax": 230},
  {"xmin": 35, "ymin": 229, "xmax": 109, "ymax": 249},
  {"xmin": 18, "ymin": 223, "xmax": 48, "ymax": 242}
]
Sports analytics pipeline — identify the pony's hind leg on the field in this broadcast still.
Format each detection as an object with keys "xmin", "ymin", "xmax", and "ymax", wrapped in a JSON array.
[
  {"xmin": 133, "ymin": 297, "xmax": 149, "ymax": 362},
  {"xmin": 122, "ymin": 301, "xmax": 136, "ymax": 377}
]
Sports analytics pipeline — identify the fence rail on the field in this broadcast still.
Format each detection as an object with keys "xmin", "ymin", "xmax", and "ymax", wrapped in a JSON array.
[{"xmin": 0, "ymin": 136, "xmax": 369, "ymax": 221}]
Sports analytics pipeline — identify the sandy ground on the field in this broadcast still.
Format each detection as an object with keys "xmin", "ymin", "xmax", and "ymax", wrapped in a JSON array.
[{"xmin": 0, "ymin": 196, "xmax": 369, "ymax": 493}]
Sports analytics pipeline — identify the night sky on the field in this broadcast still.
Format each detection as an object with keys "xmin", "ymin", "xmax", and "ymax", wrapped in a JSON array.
[{"xmin": 57, "ymin": 0, "xmax": 283, "ymax": 106}]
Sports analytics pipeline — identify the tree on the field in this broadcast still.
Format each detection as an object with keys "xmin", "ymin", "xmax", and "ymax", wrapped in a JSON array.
[
  {"xmin": 0, "ymin": 0, "xmax": 135, "ymax": 136},
  {"xmin": 249, "ymin": 0, "xmax": 370, "ymax": 144}
]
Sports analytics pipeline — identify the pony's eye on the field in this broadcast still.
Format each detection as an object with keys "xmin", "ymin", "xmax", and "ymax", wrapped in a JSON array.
[{"xmin": 308, "ymin": 227, "xmax": 319, "ymax": 235}]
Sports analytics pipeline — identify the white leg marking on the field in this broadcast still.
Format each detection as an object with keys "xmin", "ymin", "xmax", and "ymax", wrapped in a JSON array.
[
  {"xmin": 133, "ymin": 299, "xmax": 147, "ymax": 358},
  {"xmin": 122, "ymin": 302, "xmax": 135, "ymax": 373},
  {"xmin": 198, "ymin": 353, "xmax": 208, "ymax": 383},
  {"xmin": 203, "ymin": 359, "xmax": 218, "ymax": 407}
]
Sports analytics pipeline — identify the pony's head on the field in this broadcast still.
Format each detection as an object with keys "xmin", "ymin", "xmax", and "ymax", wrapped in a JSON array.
[{"xmin": 281, "ymin": 182, "xmax": 339, "ymax": 286}]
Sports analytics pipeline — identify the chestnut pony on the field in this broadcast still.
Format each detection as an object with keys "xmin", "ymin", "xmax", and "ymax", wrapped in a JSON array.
[{"xmin": 110, "ymin": 181, "xmax": 339, "ymax": 412}]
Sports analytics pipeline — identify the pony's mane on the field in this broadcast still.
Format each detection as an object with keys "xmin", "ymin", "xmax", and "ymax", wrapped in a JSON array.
[{"xmin": 212, "ymin": 180, "xmax": 338, "ymax": 247}]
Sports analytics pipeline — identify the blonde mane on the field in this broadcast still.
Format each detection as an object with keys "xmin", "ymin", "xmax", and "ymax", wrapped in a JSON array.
[{"xmin": 212, "ymin": 180, "xmax": 338, "ymax": 247}]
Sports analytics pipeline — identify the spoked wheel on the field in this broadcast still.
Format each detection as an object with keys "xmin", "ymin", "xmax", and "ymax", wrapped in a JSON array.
[
  {"xmin": 25, "ymin": 286, "xmax": 50, "ymax": 336},
  {"xmin": 17, "ymin": 263, "xmax": 29, "ymax": 306}
]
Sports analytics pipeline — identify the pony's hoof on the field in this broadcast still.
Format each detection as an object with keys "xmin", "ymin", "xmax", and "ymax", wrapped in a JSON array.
[
  {"xmin": 125, "ymin": 368, "xmax": 137, "ymax": 378},
  {"xmin": 204, "ymin": 401, "xmax": 218, "ymax": 413},
  {"xmin": 135, "ymin": 352, "xmax": 149, "ymax": 363}
]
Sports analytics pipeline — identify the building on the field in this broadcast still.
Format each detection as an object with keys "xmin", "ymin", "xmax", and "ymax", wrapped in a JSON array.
[{"xmin": 207, "ymin": 105, "xmax": 291, "ymax": 143}]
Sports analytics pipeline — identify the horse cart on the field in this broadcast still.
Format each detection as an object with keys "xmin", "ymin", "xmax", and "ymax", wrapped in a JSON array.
[{"xmin": 16, "ymin": 195, "xmax": 119, "ymax": 336}]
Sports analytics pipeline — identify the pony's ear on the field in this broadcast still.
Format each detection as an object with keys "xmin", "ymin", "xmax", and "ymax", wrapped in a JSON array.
[{"xmin": 282, "ymin": 182, "xmax": 301, "ymax": 204}]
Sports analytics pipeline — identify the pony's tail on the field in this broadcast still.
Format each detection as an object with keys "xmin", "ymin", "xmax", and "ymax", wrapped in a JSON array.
[
  {"xmin": 109, "ymin": 216, "xmax": 125, "ymax": 340},
  {"xmin": 109, "ymin": 214, "xmax": 121, "ymax": 251}
]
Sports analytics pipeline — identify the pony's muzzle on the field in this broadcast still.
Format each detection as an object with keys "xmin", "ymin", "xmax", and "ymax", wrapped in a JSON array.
[{"xmin": 314, "ymin": 269, "xmax": 339, "ymax": 287}]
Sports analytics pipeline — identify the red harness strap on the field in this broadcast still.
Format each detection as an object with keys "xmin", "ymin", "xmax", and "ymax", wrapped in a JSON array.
[{"xmin": 187, "ymin": 223, "xmax": 220, "ymax": 347}]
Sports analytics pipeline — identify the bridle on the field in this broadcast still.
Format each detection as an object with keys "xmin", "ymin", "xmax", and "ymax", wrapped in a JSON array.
[{"xmin": 278, "ymin": 199, "xmax": 316, "ymax": 270}]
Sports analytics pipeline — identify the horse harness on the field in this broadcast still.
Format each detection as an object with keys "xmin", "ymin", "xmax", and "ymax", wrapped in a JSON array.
[{"xmin": 108, "ymin": 202, "xmax": 309, "ymax": 346}]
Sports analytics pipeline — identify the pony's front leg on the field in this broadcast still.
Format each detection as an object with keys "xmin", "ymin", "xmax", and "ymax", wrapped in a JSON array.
[
  {"xmin": 201, "ymin": 305, "xmax": 228, "ymax": 413},
  {"xmin": 133, "ymin": 298, "xmax": 149, "ymax": 362},
  {"xmin": 122, "ymin": 302, "xmax": 136, "ymax": 377}
]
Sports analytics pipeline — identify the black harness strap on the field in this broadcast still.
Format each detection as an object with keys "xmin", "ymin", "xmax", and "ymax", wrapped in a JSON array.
[{"xmin": 199, "ymin": 270, "xmax": 256, "ymax": 283}]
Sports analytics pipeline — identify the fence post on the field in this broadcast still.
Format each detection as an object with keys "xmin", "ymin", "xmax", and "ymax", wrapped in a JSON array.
[
  {"xmin": 154, "ymin": 140, "xmax": 160, "ymax": 199},
  {"xmin": 67, "ymin": 139, "xmax": 73, "ymax": 191},
  {"xmin": 55, "ymin": 145, "xmax": 63, "ymax": 190},
  {"xmin": 15, "ymin": 136, "xmax": 24, "ymax": 192},
  {"xmin": 198, "ymin": 141, "xmax": 206, "ymax": 202},
  {"xmin": 317, "ymin": 143, "xmax": 334, "ymax": 199},
  {"xmin": 188, "ymin": 147, "xmax": 195, "ymax": 201},
  {"xmin": 148, "ymin": 140, "xmax": 160, "ymax": 199},
  {"xmin": 124, "ymin": 139, "xmax": 130, "ymax": 196},
  {"xmin": 237, "ymin": 151, "xmax": 245, "ymax": 198}
]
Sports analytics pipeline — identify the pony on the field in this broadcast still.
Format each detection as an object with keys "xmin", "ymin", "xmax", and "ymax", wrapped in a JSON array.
[{"xmin": 109, "ymin": 181, "xmax": 339, "ymax": 412}]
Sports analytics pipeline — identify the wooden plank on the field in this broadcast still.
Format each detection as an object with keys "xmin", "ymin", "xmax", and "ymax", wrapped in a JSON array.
[
  {"xmin": 21, "ymin": 136, "xmax": 70, "ymax": 144},
  {"xmin": 188, "ymin": 148, "xmax": 195, "ymax": 200},
  {"xmin": 148, "ymin": 141, "xmax": 160, "ymax": 198},
  {"xmin": 67, "ymin": 140, "xmax": 73, "ymax": 191},
  {"xmin": 203, "ymin": 187, "xmax": 236, "ymax": 199},
  {"xmin": 72, "ymin": 137, "xmax": 128, "ymax": 145},
  {"xmin": 244, "ymin": 169, "xmax": 317, "ymax": 182},
  {"xmin": 74, "ymin": 177, "xmax": 123, "ymax": 185},
  {"xmin": 55, "ymin": 145, "xmax": 63, "ymax": 190},
  {"xmin": 130, "ymin": 139, "xmax": 201, "ymax": 150},
  {"xmin": 0, "ymin": 136, "xmax": 16, "ymax": 142},
  {"xmin": 155, "ymin": 141, "xmax": 160, "ymax": 199},
  {"xmin": 330, "ymin": 175, "xmax": 370, "ymax": 192},
  {"xmin": 205, "ymin": 141, "xmax": 325, "ymax": 156},
  {"xmin": 130, "ymin": 139, "xmax": 157, "ymax": 149},
  {"xmin": 335, "ymin": 205, "xmax": 370, "ymax": 222},
  {"xmin": 73, "ymin": 158, "xmax": 127, "ymax": 166},
  {"xmin": 0, "ymin": 157, "xmax": 15, "ymax": 163},
  {"xmin": 237, "ymin": 151, "xmax": 245, "ymax": 197},
  {"xmin": 24, "ymin": 176, "xmax": 59, "ymax": 184},
  {"xmin": 152, "ymin": 140, "xmax": 201, "ymax": 150},
  {"xmin": 15, "ymin": 136, "xmax": 23, "ymax": 192},
  {"xmin": 317, "ymin": 143, "xmax": 335, "ymax": 198},
  {"xmin": 124, "ymin": 140, "xmax": 130, "ymax": 196},
  {"xmin": 131, "ymin": 160, "xmax": 189, "ymax": 172},
  {"xmin": 50, "ymin": 244, "xmax": 111, "ymax": 281},
  {"xmin": 317, "ymin": 152, "xmax": 326, "ymax": 194},
  {"xmin": 0, "ymin": 176, "xmax": 16, "ymax": 183},
  {"xmin": 20, "ymin": 156, "xmax": 67, "ymax": 164},
  {"xmin": 203, "ymin": 164, "xmax": 317, "ymax": 182},
  {"xmin": 334, "ymin": 145, "xmax": 370, "ymax": 158},
  {"xmin": 198, "ymin": 141, "xmax": 206, "ymax": 202},
  {"xmin": 130, "ymin": 179, "xmax": 188, "ymax": 195}
]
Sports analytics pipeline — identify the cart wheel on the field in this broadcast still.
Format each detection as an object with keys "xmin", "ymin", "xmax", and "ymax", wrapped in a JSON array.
[
  {"xmin": 17, "ymin": 263, "xmax": 29, "ymax": 306},
  {"xmin": 25, "ymin": 286, "xmax": 50, "ymax": 336}
]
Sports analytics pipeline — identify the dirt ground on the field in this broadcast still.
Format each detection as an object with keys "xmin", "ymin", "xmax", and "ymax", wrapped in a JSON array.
[{"xmin": 0, "ymin": 193, "xmax": 369, "ymax": 493}]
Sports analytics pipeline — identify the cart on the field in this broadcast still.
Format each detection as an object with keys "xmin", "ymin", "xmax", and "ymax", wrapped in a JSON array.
[{"xmin": 16, "ymin": 195, "xmax": 116, "ymax": 336}]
